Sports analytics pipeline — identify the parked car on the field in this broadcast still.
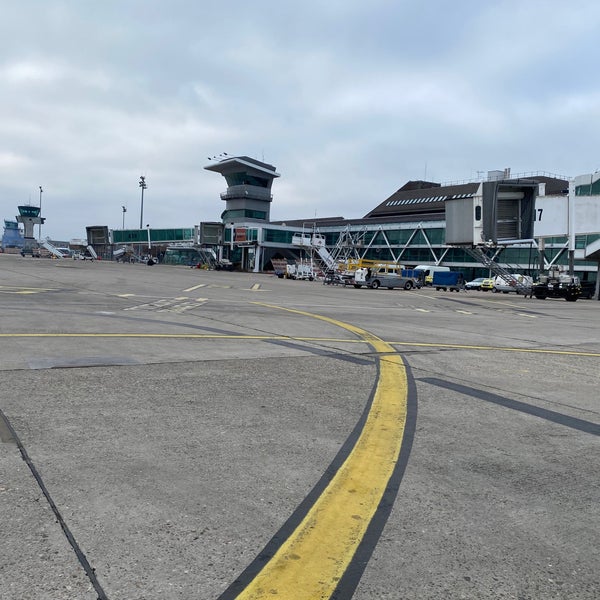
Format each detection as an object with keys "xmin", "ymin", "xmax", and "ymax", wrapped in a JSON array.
[
  {"xmin": 465, "ymin": 277, "xmax": 487, "ymax": 290},
  {"xmin": 480, "ymin": 278, "xmax": 495, "ymax": 291},
  {"xmin": 580, "ymin": 281, "xmax": 596, "ymax": 299}
]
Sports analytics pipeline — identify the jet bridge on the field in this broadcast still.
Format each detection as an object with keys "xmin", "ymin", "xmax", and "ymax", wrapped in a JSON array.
[{"xmin": 445, "ymin": 180, "xmax": 537, "ymax": 246}]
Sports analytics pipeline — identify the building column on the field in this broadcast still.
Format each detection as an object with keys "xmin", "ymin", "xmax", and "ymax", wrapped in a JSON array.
[{"xmin": 253, "ymin": 244, "xmax": 262, "ymax": 273}]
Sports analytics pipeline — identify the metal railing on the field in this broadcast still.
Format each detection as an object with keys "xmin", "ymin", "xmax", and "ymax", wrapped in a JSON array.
[{"xmin": 220, "ymin": 185, "xmax": 273, "ymax": 202}]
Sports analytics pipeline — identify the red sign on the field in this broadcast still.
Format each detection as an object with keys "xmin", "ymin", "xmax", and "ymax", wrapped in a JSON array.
[{"xmin": 234, "ymin": 228, "xmax": 247, "ymax": 242}]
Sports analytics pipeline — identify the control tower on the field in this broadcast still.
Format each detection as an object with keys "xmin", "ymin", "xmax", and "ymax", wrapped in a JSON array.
[
  {"xmin": 16, "ymin": 205, "xmax": 44, "ymax": 255},
  {"xmin": 204, "ymin": 155, "xmax": 280, "ymax": 223}
]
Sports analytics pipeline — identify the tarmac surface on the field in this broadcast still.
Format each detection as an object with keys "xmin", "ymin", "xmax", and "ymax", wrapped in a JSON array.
[{"xmin": 0, "ymin": 254, "xmax": 599, "ymax": 600}]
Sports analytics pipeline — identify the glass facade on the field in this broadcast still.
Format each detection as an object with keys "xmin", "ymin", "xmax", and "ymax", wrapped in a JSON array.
[
  {"xmin": 263, "ymin": 228, "xmax": 296, "ymax": 244},
  {"xmin": 224, "ymin": 173, "xmax": 269, "ymax": 188},
  {"xmin": 221, "ymin": 209, "xmax": 267, "ymax": 221},
  {"xmin": 113, "ymin": 228, "xmax": 194, "ymax": 244},
  {"xmin": 575, "ymin": 181, "xmax": 600, "ymax": 196}
]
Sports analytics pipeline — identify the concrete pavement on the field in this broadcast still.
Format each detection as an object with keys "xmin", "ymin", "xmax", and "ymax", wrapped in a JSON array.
[{"xmin": 1, "ymin": 254, "xmax": 598, "ymax": 599}]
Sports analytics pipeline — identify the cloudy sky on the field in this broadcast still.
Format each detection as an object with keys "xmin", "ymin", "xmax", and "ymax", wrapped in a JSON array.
[{"xmin": 2, "ymin": 0, "xmax": 600, "ymax": 241}]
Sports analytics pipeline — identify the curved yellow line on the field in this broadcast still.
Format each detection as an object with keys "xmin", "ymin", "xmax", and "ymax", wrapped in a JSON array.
[{"xmin": 235, "ymin": 302, "xmax": 408, "ymax": 599}]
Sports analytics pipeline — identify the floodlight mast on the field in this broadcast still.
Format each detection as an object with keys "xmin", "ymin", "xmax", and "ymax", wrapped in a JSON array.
[
  {"xmin": 38, "ymin": 186, "xmax": 43, "ymax": 239},
  {"xmin": 139, "ymin": 176, "xmax": 147, "ymax": 229}
]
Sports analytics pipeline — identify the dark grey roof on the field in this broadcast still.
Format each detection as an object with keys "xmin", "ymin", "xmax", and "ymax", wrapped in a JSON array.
[
  {"xmin": 270, "ymin": 212, "xmax": 445, "ymax": 229},
  {"xmin": 364, "ymin": 182, "xmax": 479, "ymax": 219},
  {"xmin": 204, "ymin": 155, "xmax": 280, "ymax": 177},
  {"xmin": 511, "ymin": 175, "xmax": 568, "ymax": 195},
  {"xmin": 364, "ymin": 175, "xmax": 569, "ymax": 219}
]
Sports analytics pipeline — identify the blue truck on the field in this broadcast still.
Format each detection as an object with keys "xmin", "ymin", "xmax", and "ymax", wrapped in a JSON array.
[{"xmin": 432, "ymin": 271, "xmax": 465, "ymax": 292}]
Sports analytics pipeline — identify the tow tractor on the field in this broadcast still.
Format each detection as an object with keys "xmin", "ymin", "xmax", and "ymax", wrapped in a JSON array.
[{"xmin": 532, "ymin": 268, "xmax": 581, "ymax": 302}]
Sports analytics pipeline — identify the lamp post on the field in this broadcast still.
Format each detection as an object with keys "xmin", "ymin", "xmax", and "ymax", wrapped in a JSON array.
[
  {"xmin": 38, "ymin": 186, "xmax": 43, "ymax": 239},
  {"xmin": 139, "ymin": 175, "xmax": 147, "ymax": 229},
  {"xmin": 122, "ymin": 206, "xmax": 127, "ymax": 229}
]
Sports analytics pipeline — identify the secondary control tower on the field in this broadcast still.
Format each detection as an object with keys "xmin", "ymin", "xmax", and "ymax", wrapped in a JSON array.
[{"xmin": 16, "ymin": 205, "xmax": 44, "ymax": 255}]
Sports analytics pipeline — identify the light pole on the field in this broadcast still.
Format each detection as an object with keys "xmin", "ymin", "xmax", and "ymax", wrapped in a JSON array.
[
  {"xmin": 122, "ymin": 206, "xmax": 127, "ymax": 229},
  {"xmin": 38, "ymin": 186, "xmax": 43, "ymax": 239},
  {"xmin": 139, "ymin": 176, "xmax": 147, "ymax": 229}
]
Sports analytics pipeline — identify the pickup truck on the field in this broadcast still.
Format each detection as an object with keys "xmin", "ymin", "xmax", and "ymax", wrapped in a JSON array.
[{"xmin": 354, "ymin": 267, "xmax": 416, "ymax": 290}]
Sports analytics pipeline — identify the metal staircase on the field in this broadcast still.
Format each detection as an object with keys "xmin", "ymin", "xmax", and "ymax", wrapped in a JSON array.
[
  {"xmin": 292, "ymin": 232, "xmax": 337, "ymax": 272},
  {"xmin": 463, "ymin": 246, "xmax": 532, "ymax": 294},
  {"xmin": 39, "ymin": 238, "xmax": 67, "ymax": 258},
  {"xmin": 329, "ymin": 225, "xmax": 368, "ymax": 265}
]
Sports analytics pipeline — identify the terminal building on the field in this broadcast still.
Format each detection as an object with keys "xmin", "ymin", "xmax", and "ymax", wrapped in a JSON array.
[
  {"xmin": 103, "ymin": 157, "xmax": 599, "ymax": 290},
  {"xmin": 194, "ymin": 160, "xmax": 599, "ymax": 287}
]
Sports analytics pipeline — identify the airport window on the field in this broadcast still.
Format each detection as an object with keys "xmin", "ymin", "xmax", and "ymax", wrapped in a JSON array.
[
  {"xmin": 221, "ymin": 209, "xmax": 267, "ymax": 221},
  {"xmin": 426, "ymin": 228, "xmax": 444, "ymax": 244},
  {"xmin": 264, "ymin": 229, "xmax": 294, "ymax": 243},
  {"xmin": 575, "ymin": 179, "xmax": 600, "ymax": 196},
  {"xmin": 224, "ymin": 173, "xmax": 269, "ymax": 188}
]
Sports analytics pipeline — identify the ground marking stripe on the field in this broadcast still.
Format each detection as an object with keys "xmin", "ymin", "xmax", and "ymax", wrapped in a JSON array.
[
  {"xmin": 183, "ymin": 284, "xmax": 206, "ymax": 292},
  {"xmin": 0, "ymin": 286, "xmax": 56, "ymax": 291},
  {"xmin": 0, "ymin": 333, "xmax": 597, "ymax": 357},
  {"xmin": 230, "ymin": 302, "xmax": 408, "ymax": 599}
]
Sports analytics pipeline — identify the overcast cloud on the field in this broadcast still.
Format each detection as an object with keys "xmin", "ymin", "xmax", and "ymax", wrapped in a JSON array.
[{"xmin": 2, "ymin": 0, "xmax": 600, "ymax": 240}]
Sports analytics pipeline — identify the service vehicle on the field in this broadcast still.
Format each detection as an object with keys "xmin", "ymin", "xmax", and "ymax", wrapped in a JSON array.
[
  {"xmin": 433, "ymin": 271, "xmax": 465, "ymax": 291},
  {"xmin": 480, "ymin": 278, "xmax": 495, "ymax": 291},
  {"xmin": 353, "ymin": 267, "xmax": 417, "ymax": 290},
  {"xmin": 412, "ymin": 265, "xmax": 450, "ymax": 286},
  {"xmin": 532, "ymin": 269, "xmax": 581, "ymax": 302},
  {"xmin": 285, "ymin": 262, "xmax": 315, "ymax": 280}
]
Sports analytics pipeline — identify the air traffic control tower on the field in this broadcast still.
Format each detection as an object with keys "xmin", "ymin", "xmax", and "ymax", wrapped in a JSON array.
[
  {"xmin": 204, "ymin": 155, "xmax": 280, "ymax": 223},
  {"xmin": 16, "ymin": 205, "xmax": 44, "ymax": 255}
]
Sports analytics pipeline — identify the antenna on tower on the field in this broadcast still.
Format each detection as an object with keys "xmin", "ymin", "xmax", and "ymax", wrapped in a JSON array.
[{"xmin": 207, "ymin": 152, "xmax": 229, "ymax": 161}]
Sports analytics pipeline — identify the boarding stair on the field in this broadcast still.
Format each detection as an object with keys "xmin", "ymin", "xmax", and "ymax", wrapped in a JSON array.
[
  {"xmin": 291, "ymin": 233, "xmax": 337, "ymax": 273},
  {"xmin": 39, "ymin": 238, "xmax": 67, "ymax": 258},
  {"xmin": 463, "ymin": 246, "xmax": 532, "ymax": 294}
]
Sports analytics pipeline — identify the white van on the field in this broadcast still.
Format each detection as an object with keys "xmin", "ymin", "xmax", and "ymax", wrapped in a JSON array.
[
  {"xmin": 413, "ymin": 265, "xmax": 450, "ymax": 286},
  {"xmin": 493, "ymin": 274, "xmax": 533, "ymax": 294}
]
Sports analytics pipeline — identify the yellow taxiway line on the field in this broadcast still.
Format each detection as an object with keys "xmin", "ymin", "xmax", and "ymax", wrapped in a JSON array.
[
  {"xmin": 232, "ymin": 302, "xmax": 408, "ymax": 599},
  {"xmin": 0, "ymin": 333, "xmax": 598, "ymax": 358}
]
